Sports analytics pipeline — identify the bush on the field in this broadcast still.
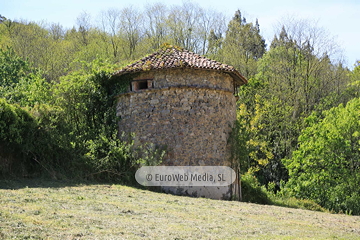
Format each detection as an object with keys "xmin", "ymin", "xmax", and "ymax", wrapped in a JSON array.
[
  {"xmin": 0, "ymin": 57, "xmax": 166, "ymax": 183},
  {"xmin": 29, "ymin": 104, "xmax": 78, "ymax": 179},
  {"xmin": 85, "ymin": 131, "xmax": 137, "ymax": 182},
  {"xmin": 241, "ymin": 172, "xmax": 271, "ymax": 204},
  {"xmin": 240, "ymin": 174, "xmax": 328, "ymax": 213},
  {"xmin": 270, "ymin": 194, "xmax": 327, "ymax": 212},
  {"xmin": 85, "ymin": 131, "xmax": 165, "ymax": 183},
  {"xmin": 0, "ymin": 99, "xmax": 37, "ymax": 177}
]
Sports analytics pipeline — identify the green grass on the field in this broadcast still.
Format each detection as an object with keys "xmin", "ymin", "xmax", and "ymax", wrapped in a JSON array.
[{"xmin": 0, "ymin": 179, "xmax": 359, "ymax": 239}]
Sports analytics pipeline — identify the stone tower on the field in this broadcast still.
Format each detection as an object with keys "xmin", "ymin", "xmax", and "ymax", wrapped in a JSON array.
[{"xmin": 113, "ymin": 46, "xmax": 247, "ymax": 199}]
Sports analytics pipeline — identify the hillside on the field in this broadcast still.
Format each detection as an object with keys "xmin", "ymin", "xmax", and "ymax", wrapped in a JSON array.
[
  {"xmin": 1, "ymin": 5, "xmax": 359, "ymax": 216},
  {"xmin": 0, "ymin": 180, "xmax": 359, "ymax": 239}
]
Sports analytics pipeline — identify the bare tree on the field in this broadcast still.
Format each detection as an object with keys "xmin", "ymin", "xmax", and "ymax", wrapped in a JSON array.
[
  {"xmin": 76, "ymin": 11, "xmax": 92, "ymax": 46},
  {"xmin": 197, "ymin": 8, "xmax": 226, "ymax": 55},
  {"xmin": 167, "ymin": 2, "xmax": 203, "ymax": 51},
  {"xmin": 119, "ymin": 6, "xmax": 144, "ymax": 59},
  {"xmin": 274, "ymin": 17, "xmax": 344, "ymax": 62},
  {"xmin": 99, "ymin": 8, "xmax": 122, "ymax": 58},
  {"xmin": 144, "ymin": 2, "xmax": 169, "ymax": 51},
  {"xmin": 272, "ymin": 17, "xmax": 346, "ymax": 114},
  {"xmin": 48, "ymin": 23, "xmax": 65, "ymax": 41}
]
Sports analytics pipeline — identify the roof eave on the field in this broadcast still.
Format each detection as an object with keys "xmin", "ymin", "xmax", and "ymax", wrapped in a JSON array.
[
  {"xmin": 113, "ymin": 67, "xmax": 248, "ymax": 86},
  {"xmin": 227, "ymin": 72, "xmax": 247, "ymax": 85}
]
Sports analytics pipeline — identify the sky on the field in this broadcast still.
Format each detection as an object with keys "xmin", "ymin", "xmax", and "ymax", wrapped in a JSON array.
[{"xmin": 1, "ymin": 0, "xmax": 359, "ymax": 69}]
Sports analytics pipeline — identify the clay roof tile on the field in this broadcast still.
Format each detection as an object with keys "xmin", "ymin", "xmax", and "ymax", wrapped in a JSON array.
[{"xmin": 113, "ymin": 45, "xmax": 247, "ymax": 85}]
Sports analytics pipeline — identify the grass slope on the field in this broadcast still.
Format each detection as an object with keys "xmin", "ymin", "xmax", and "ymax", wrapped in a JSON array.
[{"xmin": 0, "ymin": 180, "xmax": 359, "ymax": 239}]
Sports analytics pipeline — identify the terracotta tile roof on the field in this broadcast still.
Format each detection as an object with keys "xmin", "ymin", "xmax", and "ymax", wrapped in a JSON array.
[{"xmin": 113, "ymin": 46, "xmax": 247, "ymax": 85}]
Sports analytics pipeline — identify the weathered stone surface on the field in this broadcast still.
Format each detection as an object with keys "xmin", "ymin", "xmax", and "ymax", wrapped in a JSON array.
[{"xmin": 116, "ymin": 69, "xmax": 237, "ymax": 199}]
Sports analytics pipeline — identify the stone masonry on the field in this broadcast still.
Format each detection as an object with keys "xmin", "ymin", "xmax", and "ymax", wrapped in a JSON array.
[
  {"xmin": 113, "ymin": 46, "xmax": 247, "ymax": 199},
  {"xmin": 116, "ymin": 69, "xmax": 236, "ymax": 167}
]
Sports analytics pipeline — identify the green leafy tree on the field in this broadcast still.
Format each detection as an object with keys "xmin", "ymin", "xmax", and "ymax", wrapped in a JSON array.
[
  {"xmin": 0, "ymin": 99, "xmax": 37, "ymax": 176},
  {"xmin": 249, "ymin": 21, "xmax": 350, "ymax": 188},
  {"xmin": 229, "ymin": 94, "xmax": 273, "ymax": 200},
  {"xmin": 0, "ymin": 98, "xmax": 72, "ymax": 179},
  {"xmin": 52, "ymin": 58, "xmax": 118, "ymax": 141},
  {"xmin": 345, "ymin": 61, "xmax": 360, "ymax": 99},
  {"xmin": 220, "ymin": 10, "xmax": 266, "ymax": 79},
  {"xmin": 206, "ymin": 29, "xmax": 222, "ymax": 58},
  {"xmin": 0, "ymin": 47, "xmax": 50, "ymax": 106},
  {"xmin": 283, "ymin": 98, "xmax": 360, "ymax": 214}
]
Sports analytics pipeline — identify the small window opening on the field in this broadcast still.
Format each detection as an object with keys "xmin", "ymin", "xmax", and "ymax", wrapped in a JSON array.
[
  {"xmin": 132, "ymin": 79, "xmax": 153, "ymax": 91},
  {"xmin": 138, "ymin": 81, "xmax": 148, "ymax": 90}
]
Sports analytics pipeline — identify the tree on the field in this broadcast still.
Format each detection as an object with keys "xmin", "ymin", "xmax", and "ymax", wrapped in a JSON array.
[
  {"xmin": 345, "ymin": 61, "xmax": 360, "ymax": 99},
  {"xmin": 167, "ymin": 2, "xmax": 203, "ymax": 52},
  {"xmin": 99, "ymin": 8, "xmax": 122, "ymax": 59},
  {"xmin": 206, "ymin": 29, "xmax": 222, "ymax": 58},
  {"xmin": 1, "ymin": 20, "xmax": 75, "ymax": 81},
  {"xmin": 229, "ymin": 94, "xmax": 273, "ymax": 200},
  {"xmin": 220, "ymin": 10, "xmax": 266, "ymax": 79},
  {"xmin": 118, "ymin": 6, "xmax": 144, "ymax": 60},
  {"xmin": 0, "ymin": 47, "xmax": 50, "ymax": 106},
  {"xmin": 247, "ymin": 19, "xmax": 350, "ymax": 188},
  {"xmin": 143, "ymin": 3, "xmax": 169, "ymax": 51},
  {"xmin": 0, "ymin": 98, "xmax": 38, "ymax": 177},
  {"xmin": 48, "ymin": 23, "xmax": 65, "ymax": 41},
  {"xmin": 76, "ymin": 11, "xmax": 92, "ymax": 46},
  {"xmin": 270, "ymin": 19, "xmax": 349, "ymax": 114},
  {"xmin": 283, "ymin": 98, "xmax": 360, "ymax": 214},
  {"xmin": 197, "ymin": 8, "xmax": 226, "ymax": 55},
  {"xmin": 7, "ymin": 20, "xmax": 51, "ymax": 70},
  {"xmin": 52, "ymin": 58, "xmax": 119, "ymax": 139},
  {"xmin": 0, "ymin": 15, "xmax": 6, "ymax": 23}
]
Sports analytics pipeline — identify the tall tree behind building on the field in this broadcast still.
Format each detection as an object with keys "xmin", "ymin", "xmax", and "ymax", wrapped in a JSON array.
[{"xmin": 220, "ymin": 10, "xmax": 266, "ymax": 79}]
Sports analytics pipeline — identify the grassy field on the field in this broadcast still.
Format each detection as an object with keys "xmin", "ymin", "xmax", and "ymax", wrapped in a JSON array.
[{"xmin": 0, "ymin": 179, "xmax": 359, "ymax": 239}]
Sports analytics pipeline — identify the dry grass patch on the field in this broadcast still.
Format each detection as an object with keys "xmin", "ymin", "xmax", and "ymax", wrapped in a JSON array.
[{"xmin": 0, "ymin": 180, "xmax": 359, "ymax": 239}]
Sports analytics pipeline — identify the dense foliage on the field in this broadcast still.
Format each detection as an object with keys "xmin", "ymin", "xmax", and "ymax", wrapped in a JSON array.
[
  {"xmin": 283, "ymin": 98, "xmax": 360, "ymax": 214},
  {"xmin": 0, "ymin": 53, "xmax": 162, "ymax": 181},
  {"xmin": 0, "ymin": 3, "xmax": 359, "ymax": 214}
]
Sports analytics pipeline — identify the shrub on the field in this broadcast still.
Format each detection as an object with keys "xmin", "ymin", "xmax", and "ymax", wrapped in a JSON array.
[
  {"xmin": 0, "ymin": 99, "xmax": 37, "ymax": 176},
  {"xmin": 241, "ymin": 172, "xmax": 271, "ymax": 204},
  {"xmin": 85, "ymin": 131, "xmax": 165, "ymax": 183}
]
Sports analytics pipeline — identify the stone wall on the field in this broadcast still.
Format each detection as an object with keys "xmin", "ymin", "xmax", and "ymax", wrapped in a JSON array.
[
  {"xmin": 152, "ymin": 68, "xmax": 234, "ymax": 91},
  {"xmin": 116, "ymin": 68, "xmax": 237, "ymax": 199},
  {"xmin": 117, "ymin": 69, "xmax": 236, "ymax": 165}
]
